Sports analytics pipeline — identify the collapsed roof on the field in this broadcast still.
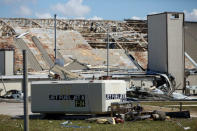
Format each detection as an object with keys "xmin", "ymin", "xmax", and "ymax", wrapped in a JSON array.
[{"xmin": 0, "ymin": 18, "xmax": 196, "ymax": 73}]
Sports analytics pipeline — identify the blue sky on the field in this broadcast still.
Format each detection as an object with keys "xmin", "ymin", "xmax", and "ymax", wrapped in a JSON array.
[{"xmin": 0, "ymin": 0, "xmax": 197, "ymax": 21}]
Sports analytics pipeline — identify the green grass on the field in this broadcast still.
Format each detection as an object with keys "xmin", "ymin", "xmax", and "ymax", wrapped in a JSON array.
[
  {"xmin": 1, "ymin": 101, "xmax": 197, "ymax": 131},
  {"xmin": 0, "ymin": 115, "xmax": 197, "ymax": 131}
]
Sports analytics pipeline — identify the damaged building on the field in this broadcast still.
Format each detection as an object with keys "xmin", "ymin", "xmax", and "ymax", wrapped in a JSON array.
[{"xmin": 0, "ymin": 12, "xmax": 197, "ymax": 99}]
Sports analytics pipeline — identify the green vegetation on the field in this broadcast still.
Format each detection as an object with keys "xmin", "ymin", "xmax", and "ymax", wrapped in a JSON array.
[
  {"xmin": 1, "ymin": 101, "xmax": 197, "ymax": 131},
  {"xmin": 0, "ymin": 115, "xmax": 197, "ymax": 131}
]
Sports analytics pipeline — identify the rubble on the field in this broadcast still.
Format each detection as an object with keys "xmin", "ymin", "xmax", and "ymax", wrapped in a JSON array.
[
  {"xmin": 127, "ymin": 84, "xmax": 197, "ymax": 101},
  {"xmin": 0, "ymin": 15, "xmax": 196, "ymax": 131},
  {"xmin": 0, "ymin": 18, "xmax": 148, "ymax": 71},
  {"xmin": 86, "ymin": 117, "xmax": 116, "ymax": 124},
  {"xmin": 61, "ymin": 121, "xmax": 91, "ymax": 128},
  {"xmin": 108, "ymin": 100, "xmax": 192, "ymax": 123},
  {"xmin": 0, "ymin": 90, "xmax": 23, "ymax": 99},
  {"xmin": 166, "ymin": 111, "xmax": 190, "ymax": 118},
  {"xmin": 152, "ymin": 110, "xmax": 166, "ymax": 121},
  {"xmin": 176, "ymin": 121, "xmax": 191, "ymax": 130}
]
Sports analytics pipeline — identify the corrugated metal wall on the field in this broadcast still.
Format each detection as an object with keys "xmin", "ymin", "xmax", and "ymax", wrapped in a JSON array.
[
  {"xmin": 185, "ymin": 22, "xmax": 197, "ymax": 64},
  {"xmin": 14, "ymin": 38, "xmax": 43, "ymax": 71}
]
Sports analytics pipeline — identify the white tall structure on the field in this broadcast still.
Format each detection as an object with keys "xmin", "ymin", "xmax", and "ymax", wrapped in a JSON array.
[
  {"xmin": 0, "ymin": 49, "xmax": 14, "ymax": 76},
  {"xmin": 148, "ymin": 12, "xmax": 185, "ymax": 90}
]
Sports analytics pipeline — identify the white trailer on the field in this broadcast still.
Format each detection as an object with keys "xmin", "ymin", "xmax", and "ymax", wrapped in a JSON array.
[{"xmin": 31, "ymin": 80, "xmax": 126, "ymax": 114}]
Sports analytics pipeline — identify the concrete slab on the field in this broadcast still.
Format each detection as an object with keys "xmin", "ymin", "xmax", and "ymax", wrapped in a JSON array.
[{"xmin": 0, "ymin": 102, "xmax": 33, "ymax": 116}]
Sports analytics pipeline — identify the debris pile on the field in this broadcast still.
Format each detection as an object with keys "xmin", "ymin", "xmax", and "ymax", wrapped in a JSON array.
[
  {"xmin": 61, "ymin": 121, "xmax": 91, "ymax": 128},
  {"xmin": 108, "ymin": 101, "xmax": 191, "ymax": 123},
  {"xmin": 127, "ymin": 86, "xmax": 197, "ymax": 101},
  {"xmin": 0, "ymin": 90, "xmax": 23, "ymax": 99}
]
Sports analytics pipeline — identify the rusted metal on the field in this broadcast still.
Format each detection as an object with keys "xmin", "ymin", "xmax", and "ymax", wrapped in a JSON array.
[
  {"xmin": 0, "ymin": 19, "xmax": 16, "ymax": 36},
  {"xmin": 130, "ymin": 51, "xmax": 148, "ymax": 69},
  {"xmin": 0, "ymin": 18, "xmax": 195, "ymax": 73}
]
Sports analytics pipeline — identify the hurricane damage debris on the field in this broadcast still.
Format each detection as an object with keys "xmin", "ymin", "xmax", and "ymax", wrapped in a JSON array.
[
  {"xmin": 111, "ymin": 102, "xmax": 191, "ymax": 120},
  {"xmin": 0, "ymin": 13, "xmax": 197, "ymax": 131},
  {"xmin": 60, "ymin": 121, "xmax": 91, "ymax": 128},
  {"xmin": 49, "ymin": 64, "xmax": 83, "ymax": 80},
  {"xmin": 0, "ymin": 90, "xmax": 23, "ymax": 99},
  {"xmin": 84, "ymin": 101, "xmax": 191, "ymax": 126},
  {"xmin": 127, "ymin": 84, "xmax": 197, "ymax": 101}
]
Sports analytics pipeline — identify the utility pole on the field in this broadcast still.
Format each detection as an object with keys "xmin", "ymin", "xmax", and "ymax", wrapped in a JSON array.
[
  {"xmin": 23, "ymin": 50, "xmax": 29, "ymax": 131},
  {"xmin": 54, "ymin": 14, "xmax": 57, "ymax": 61},
  {"xmin": 107, "ymin": 25, "xmax": 110, "ymax": 76}
]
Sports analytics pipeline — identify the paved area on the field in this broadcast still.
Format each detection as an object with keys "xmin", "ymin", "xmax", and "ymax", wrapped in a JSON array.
[
  {"xmin": 0, "ymin": 102, "xmax": 197, "ymax": 118},
  {"xmin": 0, "ymin": 102, "xmax": 33, "ymax": 116}
]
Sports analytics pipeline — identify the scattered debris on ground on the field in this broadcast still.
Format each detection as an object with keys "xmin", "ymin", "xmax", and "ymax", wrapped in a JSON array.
[
  {"xmin": 60, "ymin": 121, "xmax": 91, "ymax": 128},
  {"xmin": 127, "ymin": 86, "xmax": 197, "ymax": 101},
  {"xmin": 108, "ymin": 101, "xmax": 191, "ymax": 123},
  {"xmin": 0, "ymin": 90, "xmax": 23, "ymax": 100},
  {"xmin": 86, "ymin": 117, "xmax": 116, "ymax": 124}
]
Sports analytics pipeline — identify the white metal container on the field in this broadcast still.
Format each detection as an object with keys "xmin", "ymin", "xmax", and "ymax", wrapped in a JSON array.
[{"xmin": 31, "ymin": 80, "xmax": 126, "ymax": 114}]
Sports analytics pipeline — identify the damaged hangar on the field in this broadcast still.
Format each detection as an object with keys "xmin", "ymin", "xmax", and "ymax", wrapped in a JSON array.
[{"xmin": 0, "ymin": 13, "xmax": 197, "ymax": 97}]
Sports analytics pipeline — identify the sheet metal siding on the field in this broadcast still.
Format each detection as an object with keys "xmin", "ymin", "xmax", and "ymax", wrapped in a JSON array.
[
  {"xmin": 0, "ymin": 51, "xmax": 5, "ymax": 75},
  {"xmin": 14, "ymin": 28, "xmax": 137, "ymax": 69},
  {"xmin": 5, "ymin": 51, "xmax": 14, "ymax": 75},
  {"xmin": 65, "ymin": 61, "xmax": 88, "ymax": 70},
  {"xmin": 185, "ymin": 22, "xmax": 197, "ymax": 63},
  {"xmin": 148, "ymin": 14, "xmax": 168, "ymax": 73},
  {"xmin": 57, "ymin": 51, "xmax": 66, "ymax": 64},
  {"xmin": 59, "ymin": 49, "xmax": 137, "ymax": 69},
  {"xmin": 186, "ymin": 74, "xmax": 197, "ymax": 86},
  {"xmin": 167, "ymin": 13, "xmax": 184, "ymax": 90},
  {"xmin": 14, "ymin": 38, "xmax": 42, "ymax": 71},
  {"xmin": 32, "ymin": 36, "xmax": 54, "ymax": 68}
]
